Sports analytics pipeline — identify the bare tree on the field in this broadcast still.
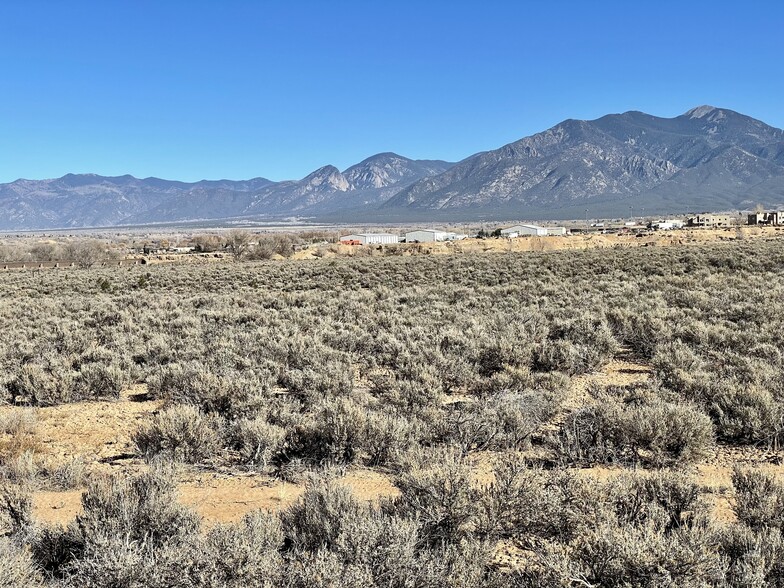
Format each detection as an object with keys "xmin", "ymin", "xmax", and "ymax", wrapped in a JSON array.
[
  {"xmin": 249, "ymin": 237, "xmax": 277, "ymax": 260},
  {"xmin": 246, "ymin": 234, "xmax": 300, "ymax": 260},
  {"xmin": 65, "ymin": 240, "xmax": 109, "ymax": 268},
  {"xmin": 193, "ymin": 234, "xmax": 224, "ymax": 253},
  {"xmin": 226, "ymin": 230, "xmax": 253, "ymax": 260},
  {"xmin": 29, "ymin": 243, "xmax": 58, "ymax": 261}
]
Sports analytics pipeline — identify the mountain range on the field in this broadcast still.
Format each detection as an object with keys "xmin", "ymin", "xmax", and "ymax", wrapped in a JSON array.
[{"xmin": 2, "ymin": 106, "xmax": 783, "ymax": 230}]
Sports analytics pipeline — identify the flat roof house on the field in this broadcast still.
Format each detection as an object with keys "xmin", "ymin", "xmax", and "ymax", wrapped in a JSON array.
[{"xmin": 748, "ymin": 211, "xmax": 780, "ymax": 226}]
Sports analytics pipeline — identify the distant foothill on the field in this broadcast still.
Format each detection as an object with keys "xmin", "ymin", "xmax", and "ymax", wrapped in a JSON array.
[{"xmin": 1, "ymin": 106, "xmax": 783, "ymax": 230}]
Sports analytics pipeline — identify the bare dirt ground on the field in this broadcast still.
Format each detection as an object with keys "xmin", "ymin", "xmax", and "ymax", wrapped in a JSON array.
[
  {"xmin": 5, "ymin": 385, "xmax": 398, "ymax": 527},
  {"xmin": 31, "ymin": 467, "xmax": 399, "ymax": 528},
  {"xmin": 34, "ymin": 385, "xmax": 155, "ymax": 471},
  {"xmin": 564, "ymin": 355, "xmax": 651, "ymax": 413}
]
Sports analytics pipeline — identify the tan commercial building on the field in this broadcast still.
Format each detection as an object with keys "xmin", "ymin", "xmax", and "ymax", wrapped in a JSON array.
[{"xmin": 687, "ymin": 214, "xmax": 733, "ymax": 227}]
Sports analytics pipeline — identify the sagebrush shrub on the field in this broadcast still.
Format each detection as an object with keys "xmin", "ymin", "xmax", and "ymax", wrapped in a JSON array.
[
  {"xmin": 187, "ymin": 511, "xmax": 284, "ymax": 587},
  {"xmin": 390, "ymin": 449, "xmax": 479, "ymax": 545},
  {"xmin": 720, "ymin": 524, "xmax": 784, "ymax": 588},
  {"xmin": 4, "ymin": 235, "xmax": 784, "ymax": 585},
  {"xmin": 6, "ymin": 363, "xmax": 75, "ymax": 406},
  {"xmin": 0, "ymin": 538, "xmax": 43, "ymax": 588},
  {"xmin": 554, "ymin": 393, "xmax": 714, "ymax": 466},
  {"xmin": 0, "ymin": 483, "xmax": 33, "ymax": 535},
  {"xmin": 133, "ymin": 404, "xmax": 221, "ymax": 463},
  {"xmin": 282, "ymin": 477, "xmax": 367, "ymax": 552},
  {"xmin": 732, "ymin": 468, "xmax": 784, "ymax": 530},
  {"xmin": 230, "ymin": 416, "xmax": 285, "ymax": 469}
]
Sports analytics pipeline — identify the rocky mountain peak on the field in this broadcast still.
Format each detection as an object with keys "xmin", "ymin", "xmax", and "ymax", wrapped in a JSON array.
[
  {"xmin": 384, "ymin": 106, "xmax": 784, "ymax": 215},
  {"xmin": 301, "ymin": 165, "xmax": 349, "ymax": 192},
  {"xmin": 343, "ymin": 153, "xmax": 452, "ymax": 190},
  {"xmin": 685, "ymin": 105, "xmax": 720, "ymax": 119},
  {"xmin": 1, "ymin": 107, "xmax": 782, "ymax": 229}
]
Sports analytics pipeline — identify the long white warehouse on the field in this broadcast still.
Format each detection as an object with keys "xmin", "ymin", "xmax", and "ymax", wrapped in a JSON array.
[
  {"xmin": 405, "ymin": 229, "xmax": 467, "ymax": 243},
  {"xmin": 339, "ymin": 233, "xmax": 399, "ymax": 245},
  {"xmin": 500, "ymin": 224, "xmax": 548, "ymax": 237}
]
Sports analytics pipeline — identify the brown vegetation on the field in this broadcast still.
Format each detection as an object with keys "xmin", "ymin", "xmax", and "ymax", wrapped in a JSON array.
[{"xmin": 2, "ymin": 237, "xmax": 784, "ymax": 585}]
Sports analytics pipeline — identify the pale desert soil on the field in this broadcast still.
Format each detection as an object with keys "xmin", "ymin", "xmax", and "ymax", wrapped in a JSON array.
[{"xmin": 5, "ymin": 385, "xmax": 398, "ymax": 526}]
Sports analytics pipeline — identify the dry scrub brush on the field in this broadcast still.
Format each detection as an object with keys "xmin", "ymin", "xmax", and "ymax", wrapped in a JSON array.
[
  {"xmin": 2, "ymin": 239, "xmax": 784, "ymax": 583},
  {"xmin": 3, "ymin": 457, "xmax": 783, "ymax": 586}
]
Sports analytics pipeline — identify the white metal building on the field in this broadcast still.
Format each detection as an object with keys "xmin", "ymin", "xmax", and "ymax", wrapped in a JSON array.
[
  {"xmin": 500, "ymin": 224, "xmax": 548, "ymax": 237},
  {"xmin": 545, "ymin": 227, "xmax": 567, "ymax": 236},
  {"xmin": 339, "ymin": 233, "xmax": 399, "ymax": 245},
  {"xmin": 651, "ymin": 219, "xmax": 685, "ymax": 230},
  {"xmin": 404, "ymin": 229, "xmax": 466, "ymax": 243}
]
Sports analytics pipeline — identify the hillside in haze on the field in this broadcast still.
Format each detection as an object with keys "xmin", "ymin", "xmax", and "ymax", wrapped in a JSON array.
[
  {"xmin": 0, "ymin": 155, "xmax": 453, "ymax": 229},
  {"xmin": 1, "ymin": 106, "xmax": 783, "ymax": 229},
  {"xmin": 385, "ymin": 106, "xmax": 784, "ymax": 219}
]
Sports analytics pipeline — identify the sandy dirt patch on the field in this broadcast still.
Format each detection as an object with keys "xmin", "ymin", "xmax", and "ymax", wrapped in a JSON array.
[
  {"xmin": 32, "ymin": 385, "xmax": 160, "ymax": 468},
  {"xmin": 31, "ymin": 467, "xmax": 399, "ymax": 527}
]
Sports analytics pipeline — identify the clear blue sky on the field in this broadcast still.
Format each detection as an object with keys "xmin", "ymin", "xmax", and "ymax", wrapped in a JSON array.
[{"xmin": 1, "ymin": 0, "xmax": 782, "ymax": 183}]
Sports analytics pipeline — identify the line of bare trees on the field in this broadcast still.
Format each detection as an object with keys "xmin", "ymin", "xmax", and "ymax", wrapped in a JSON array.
[
  {"xmin": 0, "ymin": 239, "xmax": 119, "ymax": 268},
  {"xmin": 194, "ymin": 230, "xmax": 303, "ymax": 260}
]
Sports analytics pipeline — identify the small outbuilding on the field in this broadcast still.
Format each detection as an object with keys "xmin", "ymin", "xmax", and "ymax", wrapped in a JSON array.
[
  {"xmin": 339, "ymin": 233, "xmax": 399, "ymax": 245},
  {"xmin": 500, "ymin": 224, "xmax": 549, "ymax": 237}
]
